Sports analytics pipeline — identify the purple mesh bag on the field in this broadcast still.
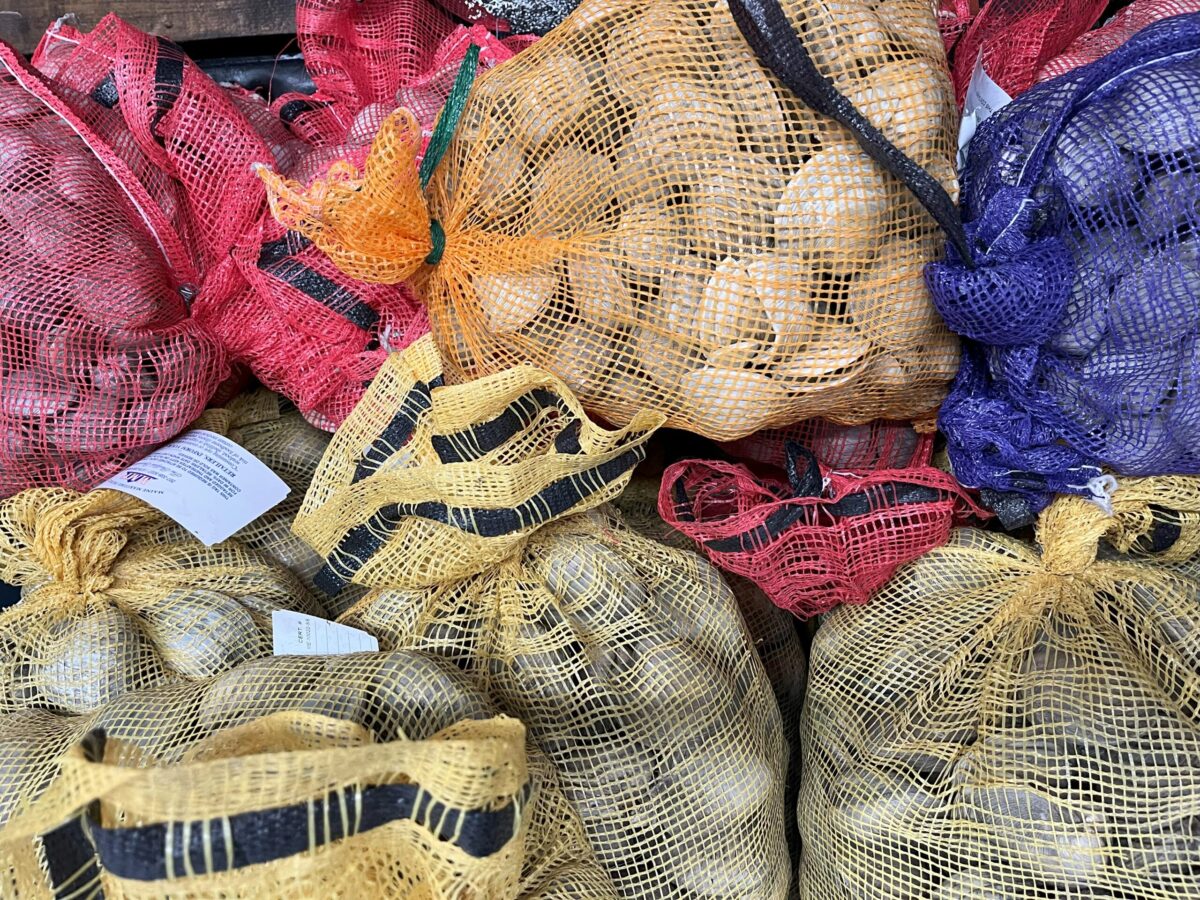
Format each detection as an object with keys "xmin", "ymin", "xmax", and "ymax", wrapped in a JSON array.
[{"xmin": 928, "ymin": 13, "xmax": 1200, "ymax": 525}]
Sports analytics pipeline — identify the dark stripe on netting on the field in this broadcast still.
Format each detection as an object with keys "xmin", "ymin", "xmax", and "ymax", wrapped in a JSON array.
[
  {"xmin": 90, "ymin": 72, "xmax": 119, "ymax": 109},
  {"xmin": 278, "ymin": 98, "xmax": 328, "ymax": 124},
  {"xmin": 41, "ymin": 815, "xmax": 102, "ymax": 899},
  {"xmin": 86, "ymin": 780, "xmax": 528, "ymax": 882},
  {"xmin": 318, "ymin": 444, "xmax": 647, "ymax": 592},
  {"xmin": 257, "ymin": 257, "xmax": 379, "ymax": 330},
  {"xmin": 149, "ymin": 37, "xmax": 185, "ymax": 142},
  {"xmin": 554, "ymin": 419, "xmax": 583, "ymax": 454},
  {"xmin": 349, "ymin": 375, "xmax": 444, "ymax": 485},
  {"xmin": 257, "ymin": 230, "xmax": 313, "ymax": 265},
  {"xmin": 430, "ymin": 388, "xmax": 565, "ymax": 463}
]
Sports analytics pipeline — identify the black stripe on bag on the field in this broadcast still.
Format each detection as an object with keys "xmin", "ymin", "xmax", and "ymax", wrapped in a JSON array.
[
  {"xmin": 85, "ymin": 781, "xmax": 528, "ymax": 881},
  {"xmin": 725, "ymin": 0, "xmax": 974, "ymax": 267},
  {"xmin": 350, "ymin": 375, "xmax": 445, "ymax": 484},
  {"xmin": 41, "ymin": 816, "xmax": 103, "ymax": 899},
  {"xmin": 316, "ymin": 444, "xmax": 648, "ymax": 593},
  {"xmin": 431, "ymin": 388, "xmax": 570, "ymax": 463},
  {"xmin": 278, "ymin": 98, "xmax": 330, "ymax": 124},
  {"xmin": 149, "ymin": 37, "xmax": 186, "ymax": 142},
  {"xmin": 90, "ymin": 72, "xmax": 119, "ymax": 109},
  {"xmin": 256, "ymin": 231, "xmax": 379, "ymax": 330}
]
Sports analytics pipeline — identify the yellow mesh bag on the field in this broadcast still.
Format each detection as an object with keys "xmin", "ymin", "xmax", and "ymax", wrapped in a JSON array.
[
  {"xmin": 0, "ymin": 489, "xmax": 323, "ymax": 716},
  {"xmin": 0, "ymin": 651, "xmax": 616, "ymax": 897},
  {"xmin": 799, "ymin": 477, "xmax": 1200, "ymax": 899},
  {"xmin": 295, "ymin": 335, "xmax": 790, "ymax": 897},
  {"xmin": 259, "ymin": 0, "xmax": 960, "ymax": 440}
]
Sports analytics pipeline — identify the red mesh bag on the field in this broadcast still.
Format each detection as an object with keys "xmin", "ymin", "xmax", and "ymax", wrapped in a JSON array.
[
  {"xmin": 722, "ymin": 419, "xmax": 934, "ymax": 472},
  {"xmin": 0, "ymin": 44, "xmax": 225, "ymax": 496},
  {"xmin": 659, "ymin": 444, "xmax": 985, "ymax": 619},
  {"xmin": 30, "ymin": 15, "xmax": 428, "ymax": 429},
  {"xmin": 940, "ymin": 0, "xmax": 981, "ymax": 55},
  {"xmin": 948, "ymin": 0, "xmax": 1105, "ymax": 105},
  {"xmin": 1035, "ymin": 0, "xmax": 1200, "ymax": 80}
]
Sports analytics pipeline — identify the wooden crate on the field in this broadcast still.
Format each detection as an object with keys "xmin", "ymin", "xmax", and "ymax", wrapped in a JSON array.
[{"xmin": 0, "ymin": 0, "xmax": 296, "ymax": 55}]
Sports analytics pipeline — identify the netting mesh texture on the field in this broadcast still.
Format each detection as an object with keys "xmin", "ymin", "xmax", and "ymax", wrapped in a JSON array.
[
  {"xmin": 1036, "ymin": 0, "xmax": 1200, "ymax": 80},
  {"xmin": 291, "ymin": 335, "xmax": 790, "ymax": 898},
  {"xmin": 261, "ymin": 0, "xmax": 961, "ymax": 440},
  {"xmin": 0, "ymin": 488, "xmax": 323, "ymax": 716},
  {"xmin": 0, "ymin": 45, "xmax": 225, "ymax": 496},
  {"xmin": 721, "ymin": 417, "xmax": 932, "ymax": 471},
  {"xmin": 799, "ymin": 476, "xmax": 1200, "ymax": 899},
  {"xmin": 929, "ymin": 13, "xmax": 1200, "ymax": 515}
]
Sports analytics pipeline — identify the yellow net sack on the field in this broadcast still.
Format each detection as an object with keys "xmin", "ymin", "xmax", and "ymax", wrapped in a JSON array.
[
  {"xmin": 799, "ymin": 477, "xmax": 1200, "ymax": 899},
  {"xmin": 295, "ymin": 335, "xmax": 790, "ymax": 897},
  {"xmin": 259, "ymin": 0, "xmax": 960, "ymax": 440},
  {"xmin": 0, "ymin": 651, "xmax": 616, "ymax": 897},
  {"xmin": 0, "ymin": 489, "xmax": 323, "ymax": 716}
]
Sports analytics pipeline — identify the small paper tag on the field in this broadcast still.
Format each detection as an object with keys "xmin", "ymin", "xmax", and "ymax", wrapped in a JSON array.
[
  {"xmin": 99, "ymin": 429, "xmax": 289, "ymax": 546},
  {"xmin": 272, "ymin": 610, "xmax": 379, "ymax": 656},
  {"xmin": 958, "ymin": 52, "xmax": 1014, "ymax": 169}
]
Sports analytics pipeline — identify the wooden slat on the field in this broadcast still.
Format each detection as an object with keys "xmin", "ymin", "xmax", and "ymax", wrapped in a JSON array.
[{"xmin": 0, "ymin": 0, "xmax": 296, "ymax": 55}]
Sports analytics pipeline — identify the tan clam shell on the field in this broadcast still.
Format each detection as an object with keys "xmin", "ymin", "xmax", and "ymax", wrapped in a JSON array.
[
  {"xmin": 568, "ymin": 252, "xmax": 633, "ymax": 324},
  {"xmin": 845, "ymin": 58, "xmax": 953, "ymax": 158},
  {"xmin": 697, "ymin": 256, "xmax": 775, "ymax": 354},
  {"xmin": 846, "ymin": 238, "xmax": 941, "ymax": 349},
  {"xmin": 549, "ymin": 328, "xmax": 624, "ymax": 398},
  {"xmin": 615, "ymin": 202, "xmax": 690, "ymax": 285},
  {"xmin": 689, "ymin": 161, "xmax": 785, "ymax": 256},
  {"xmin": 509, "ymin": 55, "xmax": 590, "ymax": 146},
  {"xmin": 795, "ymin": 0, "xmax": 891, "ymax": 82},
  {"xmin": 533, "ymin": 143, "xmax": 617, "ymax": 238},
  {"xmin": 774, "ymin": 139, "xmax": 890, "ymax": 259},
  {"xmin": 745, "ymin": 255, "xmax": 825, "ymax": 353},
  {"xmin": 679, "ymin": 367, "xmax": 791, "ymax": 438},
  {"xmin": 636, "ymin": 326, "xmax": 703, "ymax": 388},
  {"xmin": 474, "ymin": 141, "xmax": 529, "ymax": 219},
  {"xmin": 475, "ymin": 269, "xmax": 560, "ymax": 334},
  {"xmin": 771, "ymin": 335, "xmax": 873, "ymax": 388}
]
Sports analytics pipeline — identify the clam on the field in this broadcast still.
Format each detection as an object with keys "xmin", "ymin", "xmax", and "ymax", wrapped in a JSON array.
[
  {"xmin": 567, "ymin": 253, "xmax": 632, "ymax": 324},
  {"xmin": 845, "ymin": 58, "xmax": 952, "ymax": 158},
  {"xmin": 1106, "ymin": 68, "xmax": 1200, "ymax": 153},
  {"xmin": 140, "ymin": 589, "xmax": 265, "ymax": 679},
  {"xmin": 475, "ymin": 269, "xmax": 560, "ymax": 334},
  {"xmin": 678, "ymin": 367, "xmax": 791, "ymax": 439},
  {"xmin": 688, "ymin": 161, "xmax": 785, "ymax": 256}
]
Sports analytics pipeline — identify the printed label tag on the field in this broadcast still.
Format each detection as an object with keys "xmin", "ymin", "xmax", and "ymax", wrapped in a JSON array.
[
  {"xmin": 99, "ymin": 429, "xmax": 289, "ymax": 546},
  {"xmin": 272, "ymin": 610, "xmax": 379, "ymax": 656},
  {"xmin": 958, "ymin": 52, "xmax": 1014, "ymax": 170}
]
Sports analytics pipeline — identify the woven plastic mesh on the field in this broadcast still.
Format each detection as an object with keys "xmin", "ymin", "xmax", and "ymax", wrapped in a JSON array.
[
  {"xmin": 930, "ymin": 14, "xmax": 1200, "ymax": 515},
  {"xmin": 722, "ymin": 418, "xmax": 932, "ymax": 471},
  {"xmin": 0, "ymin": 652, "xmax": 616, "ymax": 897},
  {"xmin": 0, "ymin": 488, "xmax": 323, "ymax": 716},
  {"xmin": 1036, "ymin": 0, "xmax": 1200, "ymax": 80},
  {"xmin": 938, "ymin": 0, "xmax": 978, "ymax": 57},
  {"xmin": 28, "ymin": 15, "xmax": 428, "ymax": 430},
  {"xmin": 292, "ymin": 335, "xmax": 789, "ymax": 898},
  {"xmin": 799, "ymin": 476, "xmax": 1200, "ymax": 899},
  {"xmin": 946, "ymin": 0, "xmax": 1104, "ymax": 105},
  {"xmin": 260, "ymin": 0, "xmax": 960, "ymax": 441},
  {"xmin": 660, "ymin": 448, "xmax": 984, "ymax": 618},
  {"xmin": 0, "ymin": 45, "xmax": 225, "ymax": 496}
]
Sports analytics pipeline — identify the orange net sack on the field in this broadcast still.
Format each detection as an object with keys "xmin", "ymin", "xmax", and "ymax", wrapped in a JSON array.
[
  {"xmin": 261, "ymin": 0, "xmax": 963, "ymax": 440},
  {"xmin": 293, "ymin": 335, "xmax": 790, "ymax": 897},
  {"xmin": 799, "ymin": 477, "xmax": 1200, "ymax": 898}
]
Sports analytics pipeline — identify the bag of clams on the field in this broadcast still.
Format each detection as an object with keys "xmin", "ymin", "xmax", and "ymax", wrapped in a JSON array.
[
  {"xmin": 800, "ymin": 476, "xmax": 1200, "ymax": 898},
  {"xmin": 0, "ymin": 488, "xmax": 322, "ymax": 715},
  {"xmin": 291, "ymin": 335, "xmax": 789, "ymax": 898},
  {"xmin": 0, "ymin": 651, "xmax": 617, "ymax": 897},
  {"xmin": 260, "ymin": 0, "xmax": 962, "ymax": 440}
]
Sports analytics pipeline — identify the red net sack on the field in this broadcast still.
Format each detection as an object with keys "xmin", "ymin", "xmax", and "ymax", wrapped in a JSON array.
[
  {"xmin": 1035, "ymin": 0, "xmax": 1200, "ymax": 80},
  {"xmin": 722, "ymin": 419, "xmax": 933, "ymax": 472},
  {"xmin": 940, "ymin": 0, "xmax": 980, "ymax": 55},
  {"xmin": 0, "ymin": 45, "xmax": 225, "ymax": 496},
  {"xmin": 660, "ymin": 444, "xmax": 984, "ymax": 619},
  {"xmin": 948, "ymin": 0, "xmax": 1106, "ymax": 105},
  {"xmin": 30, "ymin": 15, "xmax": 428, "ymax": 430}
]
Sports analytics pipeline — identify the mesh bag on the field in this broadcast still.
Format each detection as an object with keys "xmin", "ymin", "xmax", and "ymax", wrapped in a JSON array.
[
  {"xmin": 660, "ymin": 443, "xmax": 984, "ymax": 618},
  {"xmin": 928, "ymin": 14, "xmax": 1200, "ymax": 521},
  {"xmin": 945, "ymin": 0, "xmax": 1104, "ymax": 105},
  {"xmin": 0, "ymin": 651, "xmax": 616, "ymax": 896},
  {"xmin": 0, "ymin": 44, "xmax": 226, "ymax": 496},
  {"xmin": 293, "ymin": 335, "xmax": 790, "ymax": 897},
  {"xmin": 721, "ymin": 418, "xmax": 932, "ymax": 472},
  {"xmin": 938, "ymin": 0, "xmax": 979, "ymax": 56},
  {"xmin": 260, "ymin": 0, "xmax": 964, "ymax": 441},
  {"xmin": 28, "ymin": 15, "xmax": 428, "ymax": 430},
  {"xmin": 1036, "ymin": 0, "xmax": 1200, "ymax": 80},
  {"xmin": 798, "ymin": 476, "xmax": 1200, "ymax": 899},
  {"xmin": 0, "ymin": 488, "xmax": 322, "ymax": 715}
]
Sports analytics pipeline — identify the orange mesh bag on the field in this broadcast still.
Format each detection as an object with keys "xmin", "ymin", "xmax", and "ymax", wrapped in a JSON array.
[
  {"xmin": 260, "ymin": 0, "xmax": 964, "ymax": 441},
  {"xmin": 0, "ymin": 488, "xmax": 322, "ymax": 715},
  {"xmin": 799, "ymin": 477, "xmax": 1200, "ymax": 899},
  {"xmin": 293, "ymin": 335, "xmax": 790, "ymax": 897}
]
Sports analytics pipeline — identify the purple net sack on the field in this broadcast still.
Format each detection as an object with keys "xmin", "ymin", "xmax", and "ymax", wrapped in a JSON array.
[{"xmin": 928, "ymin": 13, "xmax": 1200, "ymax": 524}]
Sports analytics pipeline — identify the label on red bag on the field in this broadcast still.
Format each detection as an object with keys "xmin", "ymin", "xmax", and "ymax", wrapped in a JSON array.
[
  {"xmin": 958, "ymin": 51, "xmax": 1013, "ymax": 169},
  {"xmin": 98, "ymin": 429, "xmax": 289, "ymax": 546},
  {"xmin": 272, "ymin": 610, "xmax": 379, "ymax": 656}
]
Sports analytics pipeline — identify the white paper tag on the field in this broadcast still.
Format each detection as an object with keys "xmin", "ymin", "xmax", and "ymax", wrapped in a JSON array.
[
  {"xmin": 957, "ymin": 52, "xmax": 1014, "ymax": 170},
  {"xmin": 99, "ymin": 429, "xmax": 289, "ymax": 546},
  {"xmin": 272, "ymin": 610, "xmax": 379, "ymax": 656}
]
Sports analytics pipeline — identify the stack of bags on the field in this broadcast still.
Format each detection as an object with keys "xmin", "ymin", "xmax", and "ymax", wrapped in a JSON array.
[{"xmin": 2, "ymin": 0, "xmax": 1200, "ymax": 895}]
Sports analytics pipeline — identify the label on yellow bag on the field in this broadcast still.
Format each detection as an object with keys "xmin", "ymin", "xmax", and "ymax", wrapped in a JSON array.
[
  {"xmin": 271, "ymin": 610, "xmax": 379, "ymax": 655},
  {"xmin": 98, "ymin": 429, "xmax": 289, "ymax": 545}
]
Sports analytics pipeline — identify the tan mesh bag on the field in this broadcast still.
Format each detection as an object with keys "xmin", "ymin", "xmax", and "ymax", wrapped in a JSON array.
[
  {"xmin": 258, "ymin": 0, "xmax": 961, "ymax": 440},
  {"xmin": 0, "ymin": 489, "xmax": 323, "ymax": 715},
  {"xmin": 294, "ymin": 335, "xmax": 790, "ymax": 897},
  {"xmin": 0, "ymin": 651, "xmax": 616, "ymax": 897},
  {"xmin": 799, "ymin": 477, "xmax": 1200, "ymax": 899}
]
